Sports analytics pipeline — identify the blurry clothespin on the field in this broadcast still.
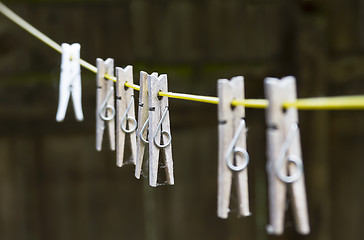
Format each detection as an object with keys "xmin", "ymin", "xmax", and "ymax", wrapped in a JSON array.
[
  {"xmin": 148, "ymin": 74, "xmax": 174, "ymax": 187},
  {"xmin": 56, "ymin": 43, "xmax": 83, "ymax": 122},
  {"xmin": 217, "ymin": 76, "xmax": 251, "ymax": 218},
  {"xmin": 264, "ymin": 76, "xmax": 310, "ymax": 235},
  {"xmin": 135, "ymin": 71, "xmax": 158, "ymax": 179},
  {"xmin": 96, "ymin": 58, "xmax": 115, "ymax": 151},
  {"xmin": 115, "ymin": 66, "xmax": 137, "ymax": 167}
]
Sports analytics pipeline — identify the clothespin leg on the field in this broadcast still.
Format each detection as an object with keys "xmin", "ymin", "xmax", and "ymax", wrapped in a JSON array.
[
  {"xmin": 266, "ymin": 129, "xmax": 287, "ymax": 235},
  {"xmin": 289, "ymin": 131, "xmax": 310, "ymax": 234},
  {"xmin": 71, "ymin": 74, "xmax": 84, "ymax": 121},
  {"xmin": 135, "ymin": 121, "xmax": 147, "ymax": 178},
  {"xmin": 148, "ymin": 104, "xmax": 160, "ymax": 187},
  {"xmin": 217, "ymin": 120, "xmax": 233, "ymax": 218},
  {"xmin": 116, "ymin": 96, "xmax": 126, "ymax": 166},
  {"xmin": 234, "ymin": 120, "xmax": 250, "ymax": 216},
  {"xmin": 56, "ymin": 77, "xmax": 71, "ymax": 122},
  {"xmin": 128, "ymin": 103, "xmax": 137, "ymax": 165},
  {"xmin": 95, "ymin": 84, "xmax": 103, "ymax": 151},
  {"xmin": 107, "ymin": 86, "xmax": 115, "ymax": 151},
  {"xmin": 161, "ymin": 108, "xmax": 174, "ymax": 185},
  {"xmin": 117, "ymin": 99, "xmax": 137, "ymax": 166}
]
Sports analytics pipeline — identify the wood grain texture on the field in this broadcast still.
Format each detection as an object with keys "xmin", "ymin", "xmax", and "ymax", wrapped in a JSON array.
[
  {"xmin": 96, "ymin": 58, "xmax": 115, "ymax": 151},
  {"xmin": 217, "ymin": 76, "xmax": 250, "ymax": 219},
  {"xmin": 135, "ymin": 71, "xmax": 158, "ymax": 179},
  {"xmin": 116, "ymin": 65, "xmax": 137, "ymax": 167},
  {"xmin": 148, "ymin": 74, "xmax": 174, "ymax": 187},
  {"xmin": 264, "ymin": 76, "xmax": 310, "ymax": 235}
]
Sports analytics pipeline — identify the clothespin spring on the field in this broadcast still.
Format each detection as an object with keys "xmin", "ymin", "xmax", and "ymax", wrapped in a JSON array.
[
  {"xmin": 275, "ymin": 123, "xmax": 303, "ymax": 183},
  {"xmin": 153, "ymin": 107, "xmax": 172, "ymax": 148},
  {"xmin": 121, "ymin": 97, "xmax": 137, "ymax": 133},
  {"xmin": 225, "ymin": 119, "xmax": 249, "ymax": 172},
  {"xmin": 99, "ymin": 86, "xmax": 115, "ymax": 121},
  {"xmin": 140, "ymin": 118, "xmax": 149, "ymax": 144}
]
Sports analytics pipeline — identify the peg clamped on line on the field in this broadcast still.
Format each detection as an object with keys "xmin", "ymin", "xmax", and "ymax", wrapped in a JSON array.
[
  {"xmin": 148, "ymin": 74, "xmax": 174, "ymax": 187},
  {"xmin": 96, "ymin": 58, "xmax": 116, "ymax": 151},
  {"xmin": 115, "ymin": 65, "xmax": 137, "ymax": 167},
  {"xmin": 135, "ymin": 71, "xmax": 158, "ymax": 179},
  {"xmin": 56, "ymin": 43, "xmax": 83, "ymax": 122},
  {"xmin": 264, "ymin": 76, "xmax": 310, "ymax": 235},
  {"xmin": 217, "ymin": 76, "xmax": 251, "ymax": 219}
]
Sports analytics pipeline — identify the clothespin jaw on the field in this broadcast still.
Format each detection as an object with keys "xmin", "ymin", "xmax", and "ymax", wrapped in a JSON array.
[
  {"xmin": 147, "ymin": 74, "xmax": 174, "ymax": 187},
  {"xmin": 264, "ymin": 76, "xmax": 310, "ymax": 235},
  {"xmin": 115, "ymin": 65, "xmax": 137, "ymax": 167},
  {"xmin": 96, "ymin": 58, "xmax": 116, "ymax": 151},
  {"xmin": 56, "ymin": 43, "xmax": 83, "ymax": 122},
  {"xmin": 217, "ymin": 76, "xmax": 250, "ymax": 219},
  {"xmin": 135, "ymin": 71, "xmax": 158, "ymax": 179}
]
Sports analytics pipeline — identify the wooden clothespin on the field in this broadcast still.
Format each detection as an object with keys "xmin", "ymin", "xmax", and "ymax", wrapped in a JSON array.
[
  {"xmin": 135, "ymin": 71, "xmax": 158, "ymax": 179},
  {"xmin": 264, "ymin": 76, "xmax": 310, "ymax": 235},
  {"xmin": 148, "ymin": 74, "xmax": 174, "ymax": 187},
  {"xmin": 96, "ymin": 58, "xmax": 115, "ymax": 151},
  {"xmin": 217, "ymin": 76, "xmax": 250, "ymax": 218},
  {"xmin": 56, "ymin": 43, "xmax": 83, "ymax": 122},
  {"xmin": 115, "ymin": 66, "xmax": 137, "ymax": 167}
]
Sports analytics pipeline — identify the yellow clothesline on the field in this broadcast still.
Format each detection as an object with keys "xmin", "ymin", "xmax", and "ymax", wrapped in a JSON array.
[
  {"xmin": 1, "ymin": 1, "xmax": 364, "ymax": 110},
  {"xmin": 283, "ymin": 96, "xmax": 364, "ymax": 110}
]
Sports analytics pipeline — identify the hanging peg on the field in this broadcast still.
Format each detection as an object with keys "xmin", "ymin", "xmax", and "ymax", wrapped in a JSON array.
[
  {"xmin": 135, "ymin": 71, "xmax": 158, "ymax": 179},
  {"xmin": 96, "ymin": 58, "xmax": 116, "ymax": 151},
  {"xmin": 217, "ymin": 76, "xmax": 251, "ymax": 219},
  {"xmin": 148, "ymin": 74, "xmax": 174, "ymax": 187},
  {"xmin": 56, "ymin": 43, "xmax": 84, "ymax": 122},
  {"xmin": 264, "ymin": 76, "xmax": 310, "ymax": 235},
  {"xmin": 115, "ymin": 66, "xmax": 137, "ymax": 167}
]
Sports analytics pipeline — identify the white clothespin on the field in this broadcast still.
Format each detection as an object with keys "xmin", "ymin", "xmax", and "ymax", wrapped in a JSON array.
[
  {"xmin": 264, "ymin": 76, "xmax": 310, "ymax": 235},
  {"xmin": 135, "ymin": 71, "xmax": 158, "ymax": 179},
  {"xmin": 148, "ymin": 74, "xmax": 174, "ymax": 187},
  {"xmin": 115, "ymin": 66, "xmax": 137, "ymax": 167},
  {"xmin": 56, "ymin": 43, "xmax": 83, "ymax": 122},
  {"xmin": 217, "ymin": 76, "xmax": 250, "ymax": 218},
  {"xmin": 96, "ymin": 58, "xmax": 115, "ymax": 151}
]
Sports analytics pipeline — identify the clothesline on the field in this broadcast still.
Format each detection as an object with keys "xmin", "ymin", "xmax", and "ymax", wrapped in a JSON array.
[{"xmin": 1, "ymin": 1, "xmax": 364, "ymax": 110}]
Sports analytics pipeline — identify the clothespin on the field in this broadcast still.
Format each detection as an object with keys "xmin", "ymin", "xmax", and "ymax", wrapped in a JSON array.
[
  {"xmin": 264, "ymin": 76, "xmax": 310, "ymax": 235},
  {"xmin": 56, "ymin": 43, "xmax": 83, "ymax": 122},
  {"xmin": 135, "ymin": 71, "xmax": 158, "ymax": 179},
  {"xmin": 115, "ymin": 66, "xmax": 137, "ymax": 167},
  {"xmin": 217, "ymin": 76, "xmax": 250, "ymax": 218},
  {"xmin": 148, "ymin": 74, "xmax": 174, "ymax": 187},
  {"xmin": 96, "ymin": 58, "xmax": 115, "ymax": 151}
]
